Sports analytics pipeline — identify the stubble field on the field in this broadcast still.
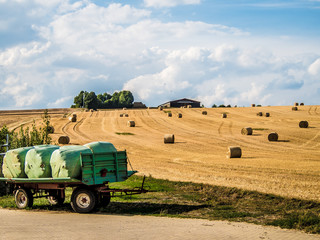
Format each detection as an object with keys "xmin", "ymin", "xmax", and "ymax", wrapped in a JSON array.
[{"xmin": 1, "ymin": 105, "xmax": 320, "ymax": 202}]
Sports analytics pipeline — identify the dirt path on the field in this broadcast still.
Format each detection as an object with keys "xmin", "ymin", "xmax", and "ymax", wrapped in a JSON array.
[{"xmin": 0, "ymin": 209, "xmax": 319, "ymax": 240}]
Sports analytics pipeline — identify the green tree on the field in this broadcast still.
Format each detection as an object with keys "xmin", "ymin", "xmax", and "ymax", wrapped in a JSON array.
[
  {"xmin": 73, "ymin": 91, "xmax": 86, "ymax": 108},
  {"xmin": 119, "ymin": 90, "xmax": 134, "ymax": 108},
  {"xmin": 84, "ymin": 91, "xmax": 98, "ymax": 110}
]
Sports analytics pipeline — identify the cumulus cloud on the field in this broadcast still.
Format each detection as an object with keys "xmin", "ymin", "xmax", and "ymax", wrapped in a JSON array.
[
  {"xmin": 0, "ymin": 1, "xmax": 319, "ymax": 109},
  {"xmin": 308, "ymin": 58, "xmax": 320, "ymax": 76},
  {"xmin": 144, "ymin": 0, "xmax": 201, "ymax": 8}
]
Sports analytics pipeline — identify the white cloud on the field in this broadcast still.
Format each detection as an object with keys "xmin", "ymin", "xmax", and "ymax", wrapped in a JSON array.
[
  {"xmin": 0, "ymin": 1, "xmax": 319, "ymax": 109},
  {"xmin": 144, "ymin": 0, "xmax": 201, "ymax": 8},
  {"xmin": 308, "ymin": 58, "xmax": 320, "ymax": 76}
]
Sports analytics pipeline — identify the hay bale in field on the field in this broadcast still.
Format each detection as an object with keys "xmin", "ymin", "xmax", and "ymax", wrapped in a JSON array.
[
  {"xmin": 187, "ymin": 105, "xmax": 192, "ymax": 108},
  {"xmin": 124, "ymin": 114, "xmax": 129, "ymax": 117},
  {"xmin": 58, "ymin": 136, "xmax": 70, "ymax": 144},
  {"xmin": 268, "ymin": 132, "xmax": 278, "ymax": 141},
  {"xmin": 294, "ymin": 102, "xmax": 299, "ymax": 106},
  {"xmin": 265, "ymin": 112, "xmax": 270, "ymax": 117},
  {"xmin": 257, "ymin": 112, "xmax": 263, "ymax": 116},
  {"xmin": 202, "ymin": 111, "xmax": 207, "ymax": 115},
  {"xmin": 72, "ymin": 113, "xmax": 77, "ymax": 118},
  {"xmin": 164, "ymin": 134, "xmax": 175, "ymax": 144},
  {"xmin": 123, "ymin": 107, "xmax": 127, "ymax": 110},
  {"xmin": 127, "ymin": 121, "xmax": 135, "ymax": 127},
  {"xmin": 222, "ymin": 113, "xmax": 227, "ymax": 118},
  {"xmin": 69, "ymin": 116, "xmax": 76, "ymax": 122},
  {"xmin": 167, "ymin": 112, "xmax": 172, "ymax": 117},
  {"xmin": 47, "ymin": 125, "xmax": 54, "ymax": 134},
  {"xmin": 120, "ymin": 113, "xmax": 124, "ymax": 117},
  {"xmin": 300, "ymin": 103, "xmax": 304, "ymax": 106},
  {"xmin": 241, "ymin": 127, "xmax": 252, "ymax": 135},
  {"xmin": 292, "ymin": 107, "xmax": 298, "ymax": 111},
  {"xmin": 177, "ymin": 113, "xmax": 182, "ymax": 118},
  {"xmin": 299, "ymin": 121, "xmax": 308, "ymax": 128},
  {"xmin": 227, "ymin": 146, "xmax": 242, "ymax": 158},
  {"xmin": 251, "ymin": 104, "xmax": 255, "ymax": 107},
  {"xmin": 159, "ymin": 106, "xmax": 163, "ymax": 111},
  {"xmin": 90, "ymin": 109, "xmax": 94, "ymax": 112}
]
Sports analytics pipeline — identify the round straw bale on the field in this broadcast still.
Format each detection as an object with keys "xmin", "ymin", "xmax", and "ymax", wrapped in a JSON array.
[
  {"xmin": 227, "ymin": 146, "xmax": 242, "ymax": 158},
  {"xmin": 69, "ymin": 116, "xmax": 76, "ymax": 122},
  {"xmin": 292, "ymin": 107, "xmax": 298, "ymax": 111},
  {"xmin": 251, "ymin": 104, "xmax": 255, "ymax": 107},
  {"xmin": 72, "ymin": 113, "xmax": 77, "ymax": 117},
  {"xmin": 164, "ymin": 134, "xmax": 175, "ymax": 144},
  {"xmin": 299, "ymin": 121, "xmax": 308, "ymax": 128},
  {"xmin": 120, "ymin": 113, "xmax": 124, "ymax": 117},
  {"xmin": 123, "ymin": 107, "xmax": 127, "ymax": 110},
  {"xmin": 124, "ymin": 114, "xmax": 129, "ymax": 117},
  {"xmin": 167, "ymin": 112, "xmax": 172, "ymax": 117},
  {"xmin": 300, "ymin": 103, "xmax": 304, "ymax": 106},
  {"xmin": 241, "ymin": 127, "xmax": 252, "ymax": 135},
  {"xmin": 159, "ymin": 106, "xmax": 163, "ymax": 111},
  {"xmin": 47, "ymin": 125, "xmax": 54, "ymax": 134},
  {"xmin": 58, "ymin": 136, "xmax": 70, "ymax": 144},
  {"xmin": 268, "ymin": 132, "xmax": 278, "ymax": 141},
  {"xmin": 294, "ymin": 102, "xmax": 299, "ymax": 106},
  {"xmin": 202, "ymin": 111, "xmax": 207, "ymax": 115},
  {"xmin": 257, "ymin": 112, "xmax": 263, "ymax": 116},
  {"xmin": 222, "ymin": 113, "xmax": 227, "ymax": 118},
  {"xmin": 90, "ymin": 109, "xmax": 94, "ymax": 112},
  {"xmin": 265, "ymin": 112, "xmax": 270, "ymax": 117},
  {"xmin": 177, "ymin": 113, "xmax": 182, "ymax": 118},
  {"xmin": 127, "ymin": 121, "xmax": 135, "ymax": 127},
  {"xmin": 187, "ymin": 105, "xmax": 192, "ymax": 108}
]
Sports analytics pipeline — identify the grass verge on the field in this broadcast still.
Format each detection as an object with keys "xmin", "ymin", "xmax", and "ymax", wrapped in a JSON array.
[
  {"xmin": 0, "ymin": 176, "xmax": 319, "ymax": 234},
  {"xmin": 115, "ymin": 132, "xmax": 135, "ymax": 135}
]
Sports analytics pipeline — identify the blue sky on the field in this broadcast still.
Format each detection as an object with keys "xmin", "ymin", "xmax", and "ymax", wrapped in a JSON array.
[{"xmin": 0, "ymin": 0, "xmax": 320, "ymax": 109}]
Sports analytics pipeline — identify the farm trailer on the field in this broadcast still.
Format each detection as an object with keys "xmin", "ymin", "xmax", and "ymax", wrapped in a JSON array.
[{"xmin": 0, "ymin": 149, "xmax": 148, "ymax": 213}]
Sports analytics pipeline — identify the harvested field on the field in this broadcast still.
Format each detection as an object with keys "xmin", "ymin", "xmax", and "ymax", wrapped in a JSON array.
[{"xmin": 1, "ymin": 106, "xmax": 320, "ymax": 201}]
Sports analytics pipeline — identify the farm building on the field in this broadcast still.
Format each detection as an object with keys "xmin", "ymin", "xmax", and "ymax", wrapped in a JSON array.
[
  {"xmin": 159, "ymin": 98, "xmax": 201, "ymax": 108},
  {"xmin": 132, "ymin": 102, "xmax": 147, "ymax": 108}
]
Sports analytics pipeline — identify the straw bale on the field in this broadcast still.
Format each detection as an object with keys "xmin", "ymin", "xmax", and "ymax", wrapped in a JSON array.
[
  {"xmin": 299, "ymin": 121, "xmax": 308, "ymax": 128},
  {"xmin": 268, "ymin": 132, "xmax": 278, "ymax": 141},
  {"xmin": 164, "ymin": 134, "xmax": 175, "ymax": 144},
  {"xmin": 227, "ymin": 146, "xmax": 242, "ymax": 158},
  {"xmin": 241, "ymin": 127, "xmax": 252, "ymax": 135},
  {"xmin": 127, "ymin": 121, "xmax": 135, "ymax": 127},
  {"xmin": 58, "ymin": 136, "xmax": 70, "ymax": 144}
]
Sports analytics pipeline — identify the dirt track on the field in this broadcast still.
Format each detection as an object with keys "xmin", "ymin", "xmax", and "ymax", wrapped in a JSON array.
[
  {"xmin": 2, "ymin": 106, "xmax": 320, "ymax": 201},
  {"xmin": 0, "ymin": 208, "xmax": 319, "ymax": 240}
]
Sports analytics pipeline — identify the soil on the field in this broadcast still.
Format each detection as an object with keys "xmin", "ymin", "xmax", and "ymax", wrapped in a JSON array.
[
  {"xmin": 0, "ymin": 208, "xmax": 319, "ymax": 240},
  {"xmin": 1, "ymin": 106, "xmax": 320, "ymax": 201}
]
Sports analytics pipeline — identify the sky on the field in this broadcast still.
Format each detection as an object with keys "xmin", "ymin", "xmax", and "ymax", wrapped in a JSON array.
[{"xmin": 0, "ymin": 0, "xmax": 320, "ymax": 109}]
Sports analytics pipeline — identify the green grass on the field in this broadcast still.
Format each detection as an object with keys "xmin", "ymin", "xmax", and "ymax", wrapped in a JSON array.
[
  {"xmin": 252, "ymin": 128, "xmax": 269, "ymax": 131},
  {"xmin": 1, "ymin": 176, "xmax": 320, "ymax": 234},
  {"xmin": 115, "ymin": 132, "xmax": 135, "ymax": 135}
]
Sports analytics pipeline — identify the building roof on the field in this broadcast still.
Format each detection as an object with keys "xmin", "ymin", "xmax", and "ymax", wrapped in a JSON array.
[{"xmin": 159, "ymin": 98, "xmax": 201, "ymax": 106}]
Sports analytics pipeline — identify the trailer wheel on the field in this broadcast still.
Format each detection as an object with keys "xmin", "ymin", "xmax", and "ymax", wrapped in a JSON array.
[
  {"xmin": 71, "ymin": 188, "xmax": 97, "ymax": 213},
  {"xmin": 48, "ymin": 195, "xmax": 65, "ymax": 206},
  {"xmin": 15, "ymin": 188, "xmax": 33, "ymax": 209}
]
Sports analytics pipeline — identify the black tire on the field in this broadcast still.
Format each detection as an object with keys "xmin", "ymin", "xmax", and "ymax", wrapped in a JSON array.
[
  {"xmin": 48, "ymin": 195, "xmax": 65, "ymax": 206},
  {"xmin": 14, "ymin": 188, "xmax": 33, "ymax": 209},
  {"xmin": 71, "ymin": 188, "xmax": 97, "ymax": 213}
]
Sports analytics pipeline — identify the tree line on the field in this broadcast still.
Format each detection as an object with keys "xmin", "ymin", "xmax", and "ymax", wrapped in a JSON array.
[{"xmin": 71, "ymin": 90, "xmax": 134, "ymax": 110}]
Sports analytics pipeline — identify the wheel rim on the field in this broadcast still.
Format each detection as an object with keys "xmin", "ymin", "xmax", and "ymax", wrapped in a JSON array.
[
  {"xmin": 76, "ymin": 193, "xmax": 91, "ymax": 209},
  {"xmin": 16, "ymin": 191, "xmax": 27, "ymax": 208}
]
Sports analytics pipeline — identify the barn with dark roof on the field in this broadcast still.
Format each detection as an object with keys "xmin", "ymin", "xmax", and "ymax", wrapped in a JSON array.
[{"xmin": 158, "ymin": 98, "xmax": 201, "ymax": 108}]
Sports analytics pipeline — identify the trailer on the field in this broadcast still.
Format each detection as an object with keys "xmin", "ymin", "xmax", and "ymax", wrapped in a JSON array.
[{"xmin": 0, "ymin": 141, "xmax": 148, "ymax": 213}]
